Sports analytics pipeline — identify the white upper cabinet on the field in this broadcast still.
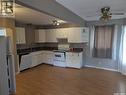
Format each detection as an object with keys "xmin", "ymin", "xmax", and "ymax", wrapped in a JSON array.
[
  {"xmin": 67, "ymin": 27, "xmax": 89, "ymax": 43},
  {"xmin": 16, "ymin": 27, "xmax": 26, "ymax": 44},
  {"xmin": 67, "ymin": 28, "xmax": 82, "ymax": 43},
  {"xmin": 81, "ymin": 28, "xmax": 90, "ymax": 42},
  {"xmin": 46, "ymin": 29, "xmax": 57, "ymax": 42},
  {"xmin": 34, "ymin": 27, "xmax": 89, "ymax": 43},
  {"xmin": 56, "ymin": 28, "xmax": 68, "ymax": 38},
  {"xmin": 52, "ymin": 27, "xmax": 89, "ymax": 43},
  {"xmin": 35, "ymin": 29, "xmax": 46, "ymax": 43}
]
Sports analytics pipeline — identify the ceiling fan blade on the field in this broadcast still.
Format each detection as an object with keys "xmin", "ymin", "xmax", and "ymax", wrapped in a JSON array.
[
  {"xmin": 112, "ymin": 13, "xmax": 124, "ymax": 15},
  {"xmin": 86, "ymin": 14, "xmax": 100, "ymax": 17}
]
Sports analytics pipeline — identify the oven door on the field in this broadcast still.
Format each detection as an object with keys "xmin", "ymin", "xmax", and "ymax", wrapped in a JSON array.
[{"xmin": 53, "ymin": 52, "xmax": 65, "ymax": 62}]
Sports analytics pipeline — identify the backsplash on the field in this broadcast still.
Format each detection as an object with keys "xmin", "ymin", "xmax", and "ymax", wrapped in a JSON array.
[
  {"xmin": 17, "ymin": 43, "xmax": 58, "ymax": 50},
  {"xmin": 17, "ymin": 43, "xmax": 88, "ymax": 54},
  {"xmin": 69, "ymin": 43, "xmax": 88, "ymax": 48}
]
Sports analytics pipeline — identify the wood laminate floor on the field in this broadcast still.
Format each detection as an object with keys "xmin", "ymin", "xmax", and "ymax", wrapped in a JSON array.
[{"xmin": 16, "ymin": 64, "xmax": 126, "ymax": 95}]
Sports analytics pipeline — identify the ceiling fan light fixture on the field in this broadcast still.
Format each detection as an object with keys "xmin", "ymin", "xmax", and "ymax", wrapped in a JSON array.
[
  {"xmin": 56, "ymin": 22, "xmax": 60, "ymax": 26},
  {"xmin": 53, "ymin": 20, "xmax": 60, "ymax": 26},
  {"xmin": 100, "ymin": 15, "xmax": 111, "ymax": 21},
  {"xmin": 100, "ymin": 7, "xmax": 112, "ymax": 21}
]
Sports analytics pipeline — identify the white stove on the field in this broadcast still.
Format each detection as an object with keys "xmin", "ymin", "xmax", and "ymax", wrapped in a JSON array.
[{"xmin": 53, "ymin": 44, "xmax": 69, "ymax": 67}]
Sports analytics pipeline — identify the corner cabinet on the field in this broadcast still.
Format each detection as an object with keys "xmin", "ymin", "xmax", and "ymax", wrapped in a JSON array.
[
  {"xmin": 67, "ymin": 27, "xmax": 89, "ymax": 43},
  {"xmin": 16, "ymin": 27, "xmax": 26, "ymax": 44}
]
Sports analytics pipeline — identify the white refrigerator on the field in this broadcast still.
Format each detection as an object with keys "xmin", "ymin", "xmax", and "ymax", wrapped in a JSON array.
[{"xmin": 0, "ymin": 36, "xmax": 16, "ymax": 95}]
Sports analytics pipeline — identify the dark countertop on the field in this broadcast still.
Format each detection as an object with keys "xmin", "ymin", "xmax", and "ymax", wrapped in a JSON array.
[
  {"xmin": 17, "ymin": 47, "xmax": 83, "ymax": 55},
  {"xmin": 17, "ymin": 52, "xmax": 31, "ymax": 55},
  {"xmin": 68, "ymin": 48, "xmax": 83, "ymax": 53},
  {"xmin": 68, "ymin": 51, "xmax": 83, "ymax": 53},
  {"xmin": 17, "ymin": 47, "xmax": 58, "ymax": 55}
]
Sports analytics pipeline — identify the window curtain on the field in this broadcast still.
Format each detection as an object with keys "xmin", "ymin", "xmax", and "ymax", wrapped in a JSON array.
[
  {"xmin": 93, "ymin": 25, "xmax": 114, "ymax": 58},
  {"xmin": 118, "ymin": 25, "xmax": 126, "ymax": 75},
  {"xmin": 89, "ymin": 26, "xmax": 95, "ymax": 57},
  {"xmin": 112, "ymin": 25, "xmax": 118, "ymax": 61}
]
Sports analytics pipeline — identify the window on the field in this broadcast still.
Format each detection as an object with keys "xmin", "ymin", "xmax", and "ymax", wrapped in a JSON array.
[
  {"xmin": 93, "ymin": 25, "xmax": 114, "ymax": 58},
  {"xmin": 0, "ymin": 29, "xmax": 6, "ymax": 36}
]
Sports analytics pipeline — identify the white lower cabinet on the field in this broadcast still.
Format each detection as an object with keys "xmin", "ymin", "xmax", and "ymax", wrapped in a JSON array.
[
  {"xmin": 20, "ymin": 54, "xmax": 32, "ymax": 71},
  {"xmin": 20, "ymin": 51, "xmax": 83, "ymax": 71},
  {"xmin": 66, "ymin": 52, "xmax": 83, "ymax": 68},
  {"xmin": 31, "ymin": 51, "xmax": 54, "ymax": 67},
  {"xmin": 20, "ymin": 51, "xmax": 54, "ymax": 71},
  {"xmin": 30, "ymin": 52, "xmax": 43, "ymax": 67},
  {"xmin": 41, "ymin": 51, "xmax": 54, "ymax": 65}
]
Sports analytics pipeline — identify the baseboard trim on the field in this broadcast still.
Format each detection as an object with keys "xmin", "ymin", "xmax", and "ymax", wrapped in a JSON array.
[{"xmin": 85, "ymin": 65, "xmax": 118, "ymax": 72}]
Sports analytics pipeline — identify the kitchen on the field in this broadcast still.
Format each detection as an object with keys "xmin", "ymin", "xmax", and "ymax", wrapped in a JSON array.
[
  {"xmin": 1, "ymin": 0, "xmax": 126, "ymax": 95},
  {"xmin": 14, "ymin": 3, "xmax": 90, "ymax": 73},
  {"xmin": 16, "ymin": 24, "xmax": 89, "ymax": 72}
]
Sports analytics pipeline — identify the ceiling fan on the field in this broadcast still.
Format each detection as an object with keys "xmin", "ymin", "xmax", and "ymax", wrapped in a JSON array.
[
  {"xmin": 87, "ymin": 7, "xmax": 125, "ymax": 21},
  {"xmin": 52, "ymin": 19, "xmax": 67, "ymax": 26}
]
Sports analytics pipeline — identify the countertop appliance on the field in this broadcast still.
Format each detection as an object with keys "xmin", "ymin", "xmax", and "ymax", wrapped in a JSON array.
[
  {"xmin": 0, "ymin": 36, "xmax": 16, "ymax": 95},
  {"xmin": 53, "ymin": 44, "xmax": 69, "ymax": 67}
]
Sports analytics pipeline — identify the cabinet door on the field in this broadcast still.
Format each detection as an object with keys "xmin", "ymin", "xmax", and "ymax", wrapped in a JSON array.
[
  {"xmin": 16, "ymin": 28, "xmax": 21, "ymax": 44},
  {"xmin": 16, "ymin": 27, "xmax": 26, "ymax": 44},
  {"xmin": 35, "ymin": 29, "xmax": 46, "ymax": 43},
  {"xmin": 37, "ymin": 53, "xmax": 43, "ymax": 65},
  {"xmin": 46, "ymin": 29, "xmax": 57, "ymax": 42},
  {"xmin": 68, "ymin": 28, "xmax": 82, "ymax": 43},
  {"xmin": 31, "ymin": 54, "xmax": 39, "ymax": 67},
  {"xmin": 45, "ymin": 53, "xmax": 53, "ymax": 65},
  {"xmin": 67, "ymin": 27, "xmax": 89, "ymax": 43},
  {"xmin": 66, "ymin": 52, "xmax": 82, "ymax": 68},
  {"xmin": 56, "ymin": 28, "xmax": 68, "ymax": 38},
  {"xmin": 81, "ymin": 28, "xmax": 89, "ymax": 42},
  {"xmin": 41, "ymin": 52, "xmax": 53, "ymax": 65}
]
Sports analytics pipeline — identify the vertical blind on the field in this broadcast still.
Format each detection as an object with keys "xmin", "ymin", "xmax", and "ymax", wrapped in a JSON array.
[{"xmin": 93, "ymin": 25, "xmax": 114, "ymax": 58}]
